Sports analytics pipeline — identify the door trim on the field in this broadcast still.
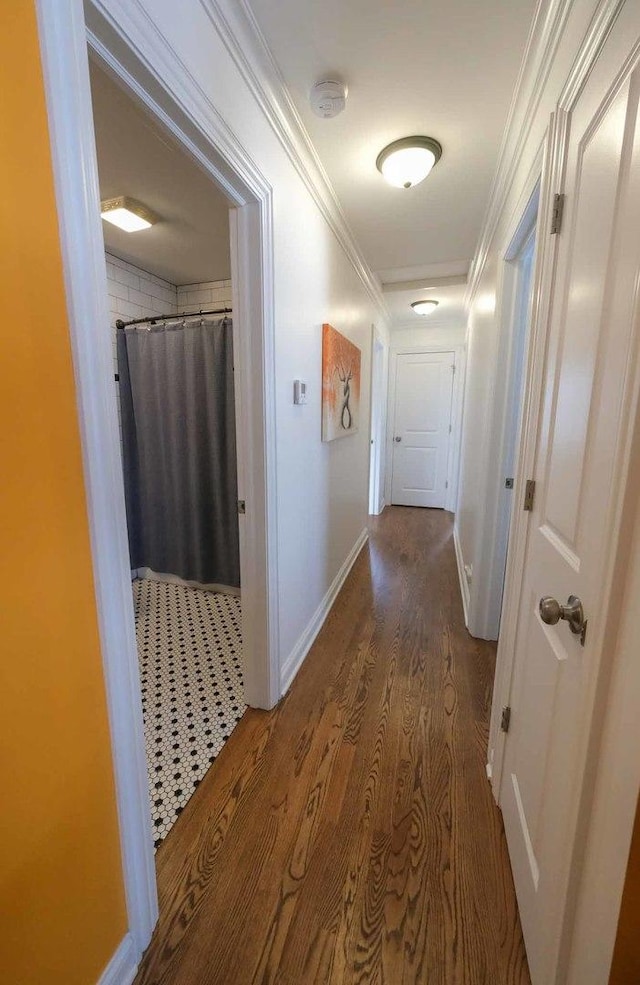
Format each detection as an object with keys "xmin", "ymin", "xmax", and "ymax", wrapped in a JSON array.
[
  {"xmin": 488, "ymin": 121, "xmax": 562, "ymax": 793},
  {"xmin": 385, "ymin": 344, "xmax": 465, "ymax": 513},
  {"xmin": 368, "ymin": 328, "xmax": 388, "ymax": 515},
  {"xmin": 489, "ymin": 3, "xmax": 640, "ymax": 979},
  {"xmin": 35, "ymin": 0, "xmax": 279, "ymax": 961},
  {"xmin": 469, "ymin": 180, "xmax": 540, "ymax": 642}
]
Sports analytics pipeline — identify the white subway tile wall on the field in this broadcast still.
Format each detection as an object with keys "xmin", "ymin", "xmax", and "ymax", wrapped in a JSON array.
[
  {"xmin": 176, "ymin": 280, "xmax": 233, "ymax": 314},
  {"xmin": 106, "ymin": 253, "xmax": 178, "ymax": 375}
]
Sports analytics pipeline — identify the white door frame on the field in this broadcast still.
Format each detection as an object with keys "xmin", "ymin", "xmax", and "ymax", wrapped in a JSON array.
[
  {"xmin": 35, "ymin": 0, "xmax": 279, "ymax": 962},
  {"xmin": 471, "ymin": 179, "xmax": 541, "ymax": 643},
  {"xmin": 386, "ymin": 344, "xmax": 466, "ymax": 513},
  {"xmin": 489, "ymin": 3, "xmax": 640, "ymax": 979},
  {"xmin": 368, "ymin": 328, "xmax": 387, "ymax": 515},
  {"xmin": 487, "ymin": 136, "xmax": 553, "ymax": 781}
]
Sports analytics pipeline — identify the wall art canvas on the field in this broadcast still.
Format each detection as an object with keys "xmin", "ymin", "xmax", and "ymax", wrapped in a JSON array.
[{"xmin": 322, "ymin": 323, "xmax": 361, "ymax": 442}]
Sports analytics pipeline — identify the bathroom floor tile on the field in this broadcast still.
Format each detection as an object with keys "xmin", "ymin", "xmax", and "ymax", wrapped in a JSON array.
[{"xmin": 133, "ymin": 579, "xmax": 245, "ymax": 849}]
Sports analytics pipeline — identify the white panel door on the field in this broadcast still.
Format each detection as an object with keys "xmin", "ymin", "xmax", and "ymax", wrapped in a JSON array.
[
  {"xmin": 391, "ymin": 352, "xmax": 454, "ymax": 508},
  {"xmin": 499, "ymin": 17, "xmax": 640, "ymax": 985}
]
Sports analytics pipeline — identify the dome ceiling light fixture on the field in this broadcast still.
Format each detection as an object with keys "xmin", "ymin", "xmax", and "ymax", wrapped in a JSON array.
[
  {"xmin": 411, "ymin": 299, "xmax": 439, "ymax": 315},
  {"xmin": 376, "ymin": 136, "xmax": 442, "ymax": 189}
]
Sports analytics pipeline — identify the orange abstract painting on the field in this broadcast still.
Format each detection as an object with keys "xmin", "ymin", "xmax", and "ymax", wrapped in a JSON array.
[{"xmin": 322, "ymin": 323, "xmax": 361, "ymax": 441}]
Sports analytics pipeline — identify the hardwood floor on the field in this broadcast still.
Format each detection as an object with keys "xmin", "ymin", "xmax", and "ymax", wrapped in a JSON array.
[{"xmin": 134, "ymin": 507, "xmax": 531, "ymax": 985}]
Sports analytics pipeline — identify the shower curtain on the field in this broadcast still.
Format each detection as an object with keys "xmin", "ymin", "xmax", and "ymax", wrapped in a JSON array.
[{"xmin": 117, "ymin": 316, "xmax": 240, "ymax": 589}]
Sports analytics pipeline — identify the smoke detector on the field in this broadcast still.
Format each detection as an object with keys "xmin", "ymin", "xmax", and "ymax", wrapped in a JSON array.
[{"xmin": 310, "ymin": 80, "xmax": 347, "ymax": 119}]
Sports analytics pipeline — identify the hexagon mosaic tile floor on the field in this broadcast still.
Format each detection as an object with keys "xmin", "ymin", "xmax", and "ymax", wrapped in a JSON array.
[{"xmin": 133, "ymin": 578, "xmax": 245, "ymax": 849}]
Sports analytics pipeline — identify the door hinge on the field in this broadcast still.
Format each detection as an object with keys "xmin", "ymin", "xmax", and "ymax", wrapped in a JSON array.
[
  {"xmin": 445, "ymin": 480, "xmax": 449, "ymax": 489},
  {"xmin": 237, "ymin": 500, "xmax": 246, "ymax": 515},
  {"xmin": 449, "ymin": 424, "xmax": 452, "ymax": 433},
  {"xmin": 501, "ymin": 706, "xmax": 511, "ymax": 733},
  {"xmin": 451, "ymin": 364, "xmax": 456, "ymax": 375},
  {"xmin": 523, "ymin": 479, "xmax": 536, "ymax": 511},
  {"xmin": 551, "ymin": 193, "xmax": 565, "ymax": 235},
  {"xmin": 505, "ymin": 477, "xmax": 514, "ymax": 489}
]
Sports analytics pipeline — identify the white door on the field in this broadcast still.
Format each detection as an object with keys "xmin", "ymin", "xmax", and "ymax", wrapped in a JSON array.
[
  {"xmin": 391, "ymin": 351, "xmax": 454, "ymax": 508},
  {"xmin": 499, "ymin": 14, "xmax": 640, "ymax": 985}
]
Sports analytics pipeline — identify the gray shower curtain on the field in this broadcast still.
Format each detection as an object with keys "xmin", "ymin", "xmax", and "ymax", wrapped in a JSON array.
[{"xmin": 117, "ymin": 316, "xmax": 240, "ymax": 588}]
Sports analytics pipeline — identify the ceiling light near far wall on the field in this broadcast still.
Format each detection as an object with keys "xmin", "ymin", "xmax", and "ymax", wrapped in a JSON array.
[
  {"xmin": 100, "ymin": 196, "xmax": 158, "ymax": 232},
  {"xmin": 376, "ymin": 136, "xmax": 442, "ymax": 189},
  {"xmin": 411, "ymin": 299, "xmax": 439, "ymax": 315}
]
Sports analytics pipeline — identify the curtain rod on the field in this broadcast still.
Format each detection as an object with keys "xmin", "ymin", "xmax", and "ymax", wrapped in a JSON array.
[{"xmin": 115, "ymin": 307, "xmax": 232, "ymax": 329}]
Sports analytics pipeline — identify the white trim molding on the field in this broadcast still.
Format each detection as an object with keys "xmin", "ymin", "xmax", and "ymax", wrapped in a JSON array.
[
  {"xmin": 98, "ymin": 934, "xmax": 138, "ymax": 985},
  {"xmin": 467, "ymin": 156, "xmax": 543, "ymax": 643},
  {"xmin": 453, "ymin": 524, "xmax": 470, "ymax": 627},
  {"xmin": 35, "ymin": 0, "xmax": 158, "ymax": 957},
  {"xmin": 35, "ymin": 0, "xmax": 284, "ymax": 964},
  {"xmin": 486, "ymin": 4, "xmax": 640, "ymax": 981},
  {"xmin": 465, "ymin": 0, "xmax": 570, "ymax": 308},
  {"xmin": 465, "ymin": 0, "xmax": 625, "ymax": 312},
  {"xmin": 487, "ymin": 0, "xmax": 629, "ymax": 807},
  {"xmin": 199, "ymin": 0, "xmax": 390, "ymax": 326},
  {"xmin": 280, "ymin": 530, "xmax": 369, "ymax": 695}
]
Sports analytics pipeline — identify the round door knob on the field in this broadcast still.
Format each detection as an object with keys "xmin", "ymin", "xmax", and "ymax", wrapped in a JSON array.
[
  {"xmin": 394, "ymin": 436, "xmax": 402, "ymax": 442},
  {"xmin": 539, "ymin": 596, "xmax": 562, "ymax": 625},
  {"xmin": 539, "ymin": 595, "xmax": 586, "ymax": 640}
]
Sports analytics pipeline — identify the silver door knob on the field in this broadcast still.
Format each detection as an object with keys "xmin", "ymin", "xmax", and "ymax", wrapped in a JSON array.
[
  {"xmin": 539, "ymin": 595, "xmax": 586, "ymax": 640},
  {"xmin": 394, "ymin": 436, "xmax": 402, "ymax": 442}
]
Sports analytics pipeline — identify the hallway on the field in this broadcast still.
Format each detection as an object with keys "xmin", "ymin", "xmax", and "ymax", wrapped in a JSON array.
[{"xmin": 135, "ymin": 507, "xmax": 530, "ymax": 984}]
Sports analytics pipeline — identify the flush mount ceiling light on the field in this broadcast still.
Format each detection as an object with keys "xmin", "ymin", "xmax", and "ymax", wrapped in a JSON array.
[
  {"xmin": 376, "ymin": 136, "xmax": 442, "ymax": 189},
  {"xmin": 100, "ymin": 196, "xmax": 158, "ymax": 232},
  {"xmin": 411, "ymin": 299, "xmax": 439, "ymax": 315}
]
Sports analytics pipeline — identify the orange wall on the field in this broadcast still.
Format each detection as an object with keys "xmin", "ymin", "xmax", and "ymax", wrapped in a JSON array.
[
  {"xmin": 609, "ymin": 795, "xmax": 640, "ymax": 984},
  {"xmin": 0, "ymin": 3, "xmax": 127, "ymax": 982}
]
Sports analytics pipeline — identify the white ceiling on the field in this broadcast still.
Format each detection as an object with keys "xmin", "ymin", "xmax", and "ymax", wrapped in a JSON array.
[
  {"xmin": 384, "ymin": 281, "xmax": 467, "ymax": 329},
  {"xmin": 247, "ymin": 0, "xmax": 536, "ymax": 316},
  {"xmin": 89, "ymin": 61, "xmax": 231, "ymax": 286}
]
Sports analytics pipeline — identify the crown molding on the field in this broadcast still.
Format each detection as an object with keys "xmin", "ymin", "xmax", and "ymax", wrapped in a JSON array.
[
  {"xmin": 466, "ymin": 0, "xmax": 625, "ymax": 311},
  {"xmin": 465, "ymin": 0, "xmax": 572, "ymax": 308},
  {"xmin": 379, "ymin": 260, "xmax": 470, "ymax": 283},
  {"xmin": 383, "ymin": 274, "xmax": 468, "ymax": 293},
  {"xmin": 391, "ymin": 318, "xmax": 467, "ymax": 333},
  {"xmin": 199, "ymin": 0, "xmax": 390, "ymax": 325}
]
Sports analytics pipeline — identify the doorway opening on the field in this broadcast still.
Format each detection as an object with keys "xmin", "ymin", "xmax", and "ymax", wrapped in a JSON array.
[
  {"xmin": 37, "ymin": 0, "xmax": 279, "ymax": 952},
  {"xmin": 477, "ymin": 182, "xmax": 540, "ymax": 642},
  {"xmin": 368, "ymin": 329, "xmax": 386, "ymax": 515},
  {"xmin": 88, "ymin": 59, "xmax": 246, "ymax": 848},
  {"xmin": 492, "ymin": 187, "xmax": 539, "ymax": 633}
]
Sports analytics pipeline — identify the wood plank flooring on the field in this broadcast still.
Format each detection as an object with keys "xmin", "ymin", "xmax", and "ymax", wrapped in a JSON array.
[{"xmin": 134, "ymin": 507, "xmax": 531, "ymax": 985}]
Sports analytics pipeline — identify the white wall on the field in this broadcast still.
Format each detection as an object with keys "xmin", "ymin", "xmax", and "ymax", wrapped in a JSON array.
[
  {"xmin": 456, "ymin": 0, "xmax": 607, "ymax": 639},
  {"xmin": 100, "ymin": 0, "xmax": 390, "ymax": 680},
  {"xmin": 390, "ymin": 321, "xmax": 466, "ymax": 349}
]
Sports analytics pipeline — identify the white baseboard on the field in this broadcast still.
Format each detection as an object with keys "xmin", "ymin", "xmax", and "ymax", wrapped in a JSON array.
[
  {"xmin": 453, "ymin": 524, "xmax": 470, "ymax": 628},
  {"xmin": 98, "ymin": 934, "xmax": 139, "ymax": 985},
  {"xmin": 280, "ymin": 528, "xmax": 369, "ymax": 695}
]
